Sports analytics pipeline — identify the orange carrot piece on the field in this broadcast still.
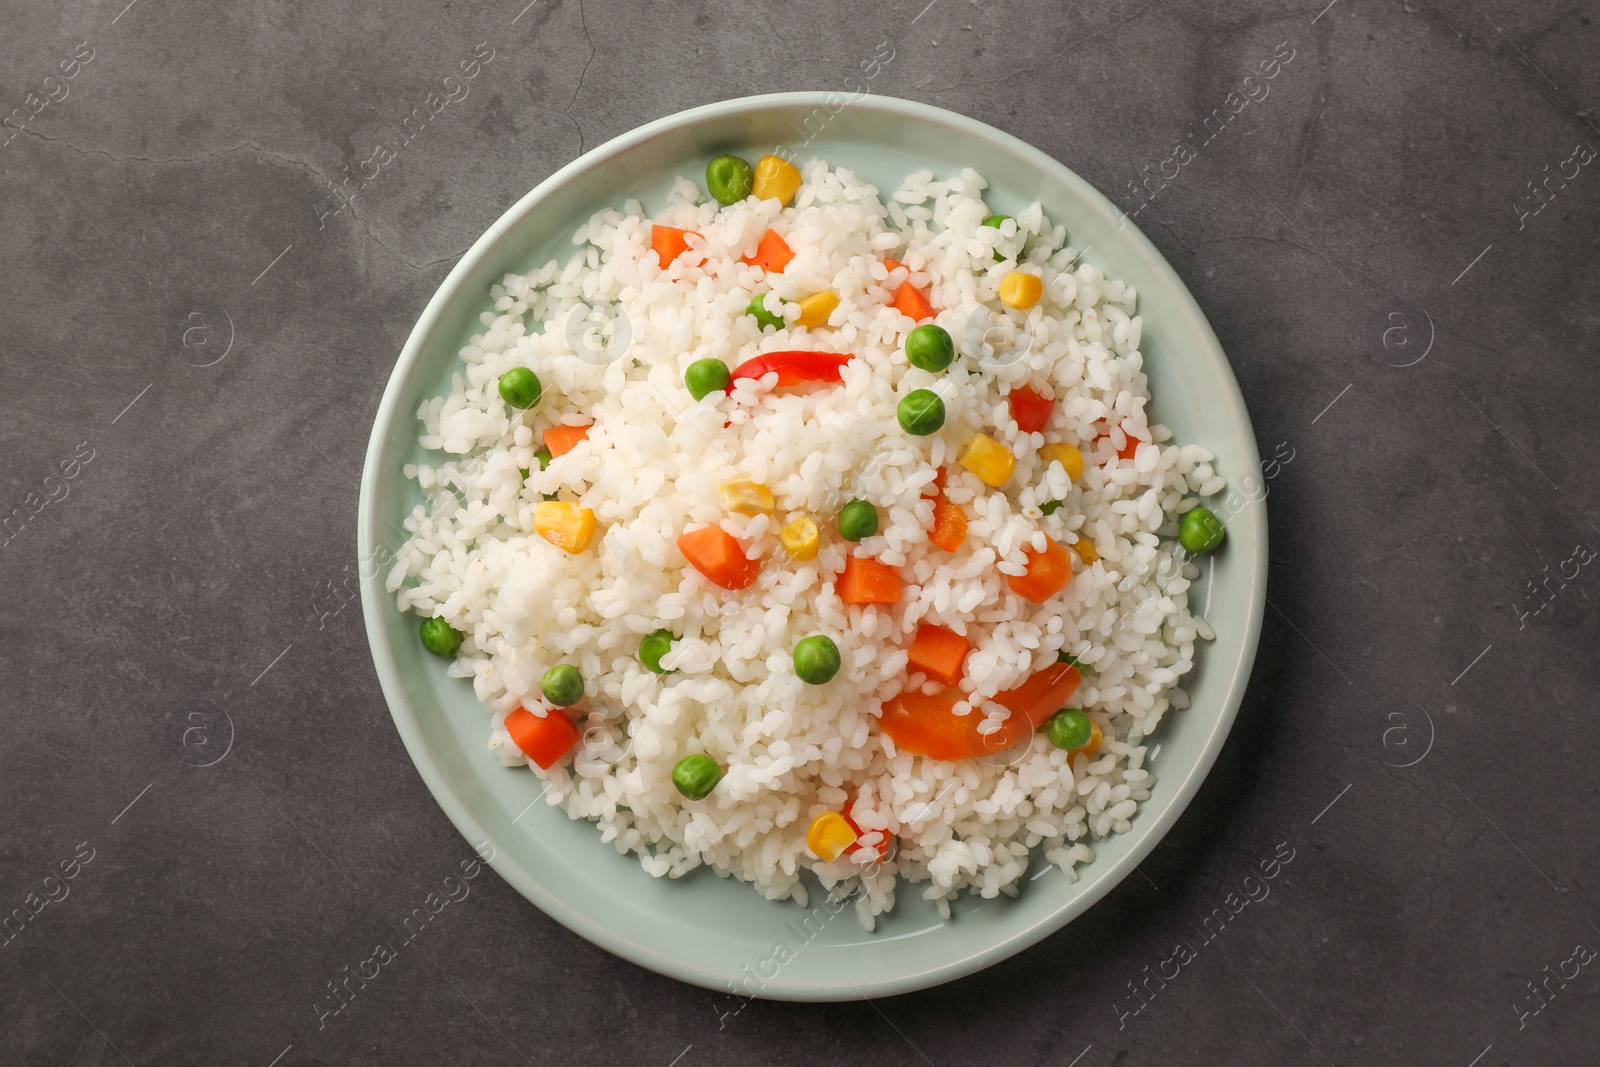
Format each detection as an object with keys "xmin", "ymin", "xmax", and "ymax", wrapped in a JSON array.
[
  {"xmin": 742, "ymin": 230, "xmax": 795, "ymax": 273},
  {"xmin": 989, "ymin": 660, "xmax": 1082, "ymax": 751},
  {"xmin": 677, "ymin": 525, "xmax": 760, "ymax": 590},
  {"xmin": 928, "ymin": 495, "xmax": 968, "ymax": 552},
  {"xmin": 544, "ymin": 424, "xmax": 591, "ymax": 457},
  {"xmin": 879, "ymin": 660, "xmax": 1080, "ymax": 760},
  {"xmin": 891, "ymin": 281, "xmax": 935, "ymax": 322},
  {"xmin": 650, "ymin": 224, "xmax": 697, "ymax": 266},
  {"xmin": 842, "ymin": 792, "xmax": 892, "ymax": 864},
  {"xmin": 883, "ymin": 258, "xmax": 906, "ymax": 272},
  {"xmin": 837, "ymin": 556, "xmax": 903, "ymax": 605},
  {"xmin": 505, "ymin": 706, "xmax": 579, "ymax": 769},
  {"xmin": 1072, "ymin": 719, "xmax": 1104, "ymax": 761},
  {"xmin": 1007, "ymin": 535, "xmax": 1073, "ymax": 603},
  {"xmin": 1095, "ymin": 423, "xmax": 1144, "ymax": 461},
  {"xmin": 907, "ymin": 623, "xmax": 971, "ymax": 686}
]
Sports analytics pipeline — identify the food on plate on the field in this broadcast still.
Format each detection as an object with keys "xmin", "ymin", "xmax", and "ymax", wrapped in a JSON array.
[{"xmin": 389, "ymin": 157, "xmax": 1226, "ymax": 926}]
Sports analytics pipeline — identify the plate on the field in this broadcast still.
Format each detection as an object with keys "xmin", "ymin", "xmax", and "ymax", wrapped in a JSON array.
[{"xmin": 358, "ymin": 93, "xmax": 1266, "ymax": 1001}]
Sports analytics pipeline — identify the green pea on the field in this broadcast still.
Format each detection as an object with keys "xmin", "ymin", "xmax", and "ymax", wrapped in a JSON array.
[
  {"xmin": 837, "ymin": 499, "xmax": 879, "ymax": 542},
  {"xmin": 983, "ymin": 214, "xmax": 1013, "ymax": 261},
  {"xmin": 419, "ymin": 617, "xmax": 463, "ymax": 657},
  {"xmin": 897, "ymin": 389, "xmax": 945, "ymax": 436},
  {"xmin": 519, "ymin": 468, "xmax": 530, "ymax": 481},
  {"xmin": 1041, "ymin": 500, "xmax": 1063, "ymax": 516},
  {"xmin": 685, "ymin": 358, "xmax": 731, "ymax": 400},
  {"xmin": 640, "ymin": 629, "xmax": 678, "ymax": 674},
  {"xmin": 792, "ymin": 634, "xmax": 841, "ymax": 685},
  {"xmin": 748, "ymin": 293, "xmax": 784, "ymax": 330},
  {"xmin": 1056, "ymin": 651, "xmax": 1087, "ymax": 669},
  {"xmin": 498, "ymin": 367, "xmax": 542, "ymax": 409},
  {"xmin": 540, "ymin": 663, "xmax": 585, "ymax": 707},
  {"xmin": 1044, "ymin": 708, "xmax": 1093, "ymax": 750},
  {"xmin": 672, "ymin": 753, "xmax": 722, "ymax": 800},
  {"xmin": 1178, "ymin": 506, "xmax": 1226, "ymax": 554},
  {"xmin": 706, "ymin": 154, "xmax": 754, "ymax": 206},
  {"xmin": 904, "ymin": 324, "xmax": 955, "ymax": 372}
]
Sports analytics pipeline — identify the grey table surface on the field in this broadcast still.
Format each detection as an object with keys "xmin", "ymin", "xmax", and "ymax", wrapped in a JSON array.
[{"xmin": 3, "ymin": 0, "xmax": 1598, "ymax": 1064}]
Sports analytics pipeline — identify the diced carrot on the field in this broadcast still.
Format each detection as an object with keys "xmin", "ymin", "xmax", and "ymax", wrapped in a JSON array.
[
  {"xmin": 1008, "ymin": 385, "xmax": 1055, "ymax": 434},
  {"xmin": 1072, "ymin": 719, "xmax": 1104, "ymax": 761},
  {"xmin": 842, "ymin": 792, "xmax": 891, "ymax": 864},
  {"xmin": 877, "ymin": 687, "xmax": 975, "ymax": 760},
  {"xmin": 1007, "ymin": 535, "xmax": 1073, "ymax": 603},
  {"xmin": 907, "ymin": 623, "xmax": 971, "ymax": 686},
  {"xmin": 543, "ymin": 424, "xmax": 591, "ymax": 457},
  {"xmin": 505, "ymin": 706, "xmax": 579, "ymax": 770},
  {"xmin": 883, "ymin": 257, "xmax": 935, "ymax": 323},
  {"xmin": 741, "ymin": 230, "xmax": 795, "ymax": 273},
  {"xmin": 677, "ymin": 525, "xmax": 761, "ymax": 590},
  {"xmin": 837, "ymin": 556, "xmax": 903, "ymax": 605},
  {"xmin": 1095, "ymin": 422, "xmax": 1144, "ymax": 461},
  {"xmin": 650, "ymin": 225, "xmax": 697, "ymax": 266},
  {"xmin": 989, "ymin": 660, "xmax": 1083, "ymax": 751},
  {"xmin": 879, "ymin": 660, "xmax": 1081, "ymax": 760},
  {"xmin": 928, "ymin": 495, "xmax": 967, "ymax": 552},
  {"xmin": 998, "ymin": 660, "xmax": 1081, "ymax": 730},
  {"xmin": 891, "ymin": 281, "xmax": 935, "ymax": 322}
]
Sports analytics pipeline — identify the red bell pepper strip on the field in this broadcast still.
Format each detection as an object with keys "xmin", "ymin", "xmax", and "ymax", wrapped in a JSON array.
[
  {"xmin": 730, "ymin": 350, "xmax": 854, "ymax": 387},
  {"xmin": 1008, "ymin": 385, "xmax": 1055, "ymax": 434}
]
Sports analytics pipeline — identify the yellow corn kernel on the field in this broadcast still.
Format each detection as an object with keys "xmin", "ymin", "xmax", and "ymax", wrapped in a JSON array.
[
  {"xmin": 1072, "ymin": 537, "xmax": 1099, "ymax": 565},
  {"xmin": 959, "ymin": 434, "xmax": 1016, "ymax": 487},
  {"xmin": 999, "ymin": 271, "xmax": 1043, "ymax": 310},
  {"xmin": 779, "ymin": 515, "xmax": 820, "ymax": 561},
  {"xmin": 805, "ymin": 811, "xmax": 858, "ymax": 862},
  {"xmin": 718, "ymin": 477, "xmax": 774, "ymax": 515},
  {"xmin": 1039, "ymin": 442, "xmax": 1085, "ymax": 481},
  {"xmin": 795, "ymin": 291, "xmax": 839, "ymax": 329},
  {"xmin": 534, "ymin": 501, "xmax": 597, "ymax": 553},
  {"xmin": 751, "ymin": 154, "xmax": 802, "ymax": 206}
]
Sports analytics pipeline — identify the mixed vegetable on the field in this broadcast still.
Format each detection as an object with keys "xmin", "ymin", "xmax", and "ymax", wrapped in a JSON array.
[
  {"xmin": 671, "ymin": 753, "xmax": 722, "ymax": 799},
  {"xmin": 409, "ymin": 151, "xmax": 1227, "ymax": 806}
]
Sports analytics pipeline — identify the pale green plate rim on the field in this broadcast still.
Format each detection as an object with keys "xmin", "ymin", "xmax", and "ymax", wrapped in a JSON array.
[{"xmin": 359, "ymin": 92, "xmax": 1266, "ymax": 1002}]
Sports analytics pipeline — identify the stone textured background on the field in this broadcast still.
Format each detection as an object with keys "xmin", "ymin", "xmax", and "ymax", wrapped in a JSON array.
[{"xmin": 3, "ymin": 1, "xmax": 1597, "ymax": 1064}]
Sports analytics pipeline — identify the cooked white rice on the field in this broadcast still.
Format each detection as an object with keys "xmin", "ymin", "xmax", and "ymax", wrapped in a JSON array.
[{"xmin": 387, "ymin": 161, "xmax": 1220, "ymax": 928}]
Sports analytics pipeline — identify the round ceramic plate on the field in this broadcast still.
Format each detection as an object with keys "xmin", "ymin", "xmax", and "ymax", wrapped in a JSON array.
[{"xmin": 359, "ymin": 93, "xmax": 1266, "ymax": 1001}]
